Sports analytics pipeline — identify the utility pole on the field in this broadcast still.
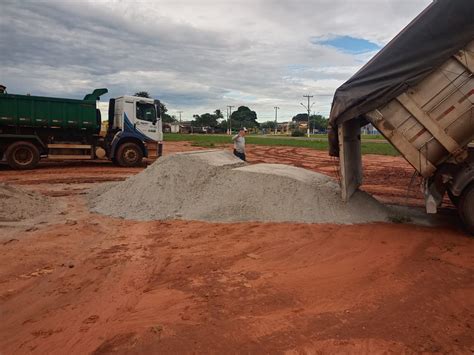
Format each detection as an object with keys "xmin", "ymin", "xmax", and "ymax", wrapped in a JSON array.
[
  {"xmin": 175, "ymin": 111, "xmax": 183, "ymax": 134},
  {"xmin": 300, "ymin": 95, "xmax": 314, "ymax": 137},
  {"xmin": 226, "ymin": 107, "xmax": 229, "ymax": 134},
  {"xmin": 274, "ymin": 106, "xmax": 279, "ymax": 135},
  {"xmin": 227, "ymin": 105, "xmax": 234, "ymax": 135}
]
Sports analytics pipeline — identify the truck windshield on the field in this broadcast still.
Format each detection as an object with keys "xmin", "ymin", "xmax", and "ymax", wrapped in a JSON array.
[{"xmin": 136, "ymin": 102, "xmax": 157, "ymax": 122}]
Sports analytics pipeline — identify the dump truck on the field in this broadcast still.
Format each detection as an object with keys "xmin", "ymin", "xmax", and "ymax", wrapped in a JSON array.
[
  {"xmin": 329, "ymin": 0, "xmax": 474, "ymax": 233},
  {"xmin": 0, "ymin": 88, "xmax": 163, "ymax": 169}
]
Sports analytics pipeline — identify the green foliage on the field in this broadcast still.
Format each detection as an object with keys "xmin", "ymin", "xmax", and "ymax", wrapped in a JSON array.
[
  {"xmin": 289, "ymin": 122, "xmax": 299, "ymax": 131},
  {"xmin": 159, "ymin": 103, "xmax": 176, "ymax": 123},
  {"xmin": 230, "ymin": 106, "xmax": 259, "ymax": 129},
  {"xmin": 192, "ymin": 109, "xmax": 223, "ymax": 128},
  {"xmin": 134, "ymin": 91, "xmax": 151, "ymax": 98},
  {"xmin": 292, "ymin": 113, "xmax": 328, "ymax": 132},
  {"xmin": 260, "ymin": 121, "xmax": 277, "ymax": 130},
  {"xmin": 360, "ymin": 134, "xmax": 385, "ymax": 140},
  {"xmin": 193, "ymin": 113, "xmax": 218, "ymax": 127},
  {"xmin": 291, "ymin": 130, "xmax": 305, "ymax": 137},
  {"xmin": 292, "ymin": 113, "xmax": 308, "ymax": 122},
  {"xmin": 214, "ymin": 109, "xmax": 223, "ymax": 119},
  {"xmin": 217, "ymin": 119, "xmax": 228, "ymax": 131},
  {"xmin": 310, "ymin": 114, "xmax": 329, "ymax": 132}
]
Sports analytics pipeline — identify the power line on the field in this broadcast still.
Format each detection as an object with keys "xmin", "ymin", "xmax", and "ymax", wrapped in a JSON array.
[
  {"xmin": 300, "ymin": 95, "xmax": 314, "ymax": 137},
  {"xmin": 177, "ymin": 110, "xmax": 183, "ymax": 124}
]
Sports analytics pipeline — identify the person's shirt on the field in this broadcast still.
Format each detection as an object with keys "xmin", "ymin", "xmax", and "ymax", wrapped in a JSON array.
[{"xmin": 232, "ymin": 134, "xmax": 245, "ymax": 153}]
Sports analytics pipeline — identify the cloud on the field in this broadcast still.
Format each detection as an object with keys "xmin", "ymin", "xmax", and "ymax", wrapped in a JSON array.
[{"xmin": 0, "ymin": 0, "xmax": 431, "ymax": 121}]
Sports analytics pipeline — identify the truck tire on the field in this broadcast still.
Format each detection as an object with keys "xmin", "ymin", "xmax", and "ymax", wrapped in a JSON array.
[
  {"xmin": 458, "ymin": 183, "xmax": 474, "ymax": 235},
  {"xmin": 447, "ymin": 189, "xmax": 460, "ymax": 206},
  {"xmin": 116, "ymin": 142, "xmax": 143, "ymax": 167},
  {"xmin": 5, "ymin": 141, "xmax": 40, "ymax": 170}
]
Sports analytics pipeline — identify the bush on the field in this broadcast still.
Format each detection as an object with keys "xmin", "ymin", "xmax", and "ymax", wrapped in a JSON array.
[{"xmin": 291, "ymin": 130, "xmax": 305, "ymax": 137}]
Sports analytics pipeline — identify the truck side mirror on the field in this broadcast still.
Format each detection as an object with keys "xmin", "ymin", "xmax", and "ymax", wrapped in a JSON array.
[{"xmin": 154, "ymin": 100, "xmax": 161, "ymax": 119}]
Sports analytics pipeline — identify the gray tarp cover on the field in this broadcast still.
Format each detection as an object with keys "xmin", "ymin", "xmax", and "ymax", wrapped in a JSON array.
[{"xmin": 328, "ymin": 0, "xmax": 474, "ymax": 156}]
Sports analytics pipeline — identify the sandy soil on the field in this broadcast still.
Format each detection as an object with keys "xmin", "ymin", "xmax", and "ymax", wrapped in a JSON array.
[{"xmin": 0, "ymin": 141, "xmax": 473, "ymax": 354}]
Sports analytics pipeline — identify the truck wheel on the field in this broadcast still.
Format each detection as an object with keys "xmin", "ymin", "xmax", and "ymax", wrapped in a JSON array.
[
  {"xmin": 5, "ymin": 141, "xmax": 40, "ymax": 170},
  {"xmin": 447, "ymin": 189, "xmax": 460, "ymax": 206},
  {"xmin": 458, "ymin": 183, "xmax": 474, "ymax": 235},
  {"xmin": 116, "ymin": 142, "xmax": 143, "ymax": 167}
]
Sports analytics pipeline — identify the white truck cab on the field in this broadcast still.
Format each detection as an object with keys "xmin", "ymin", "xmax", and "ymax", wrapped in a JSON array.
[
  {"xmin": 108, "ymin": 96, "xmax": 163, "ymax": 166},
  {"xmin": 112, "ymin": 96, "xmax": 163, "ymax": 143}
]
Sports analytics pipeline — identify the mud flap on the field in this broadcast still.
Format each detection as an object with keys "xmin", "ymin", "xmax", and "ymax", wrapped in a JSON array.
[
  {"xmin": 339, "ymin": 120, "xmax": 363, "ymax": 202},
  {"xmin": 424, "ymin": 180, "xmax": 444, "ymax": 214},
  {"xmin": 158, "ymin": 142, "xmax": 163, "ymax": 157}
]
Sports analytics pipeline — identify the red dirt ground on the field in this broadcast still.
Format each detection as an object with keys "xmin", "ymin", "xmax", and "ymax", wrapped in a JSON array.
[{"xmin": 0, "ymin": 141, "xmax": 473, "ymax": 354}]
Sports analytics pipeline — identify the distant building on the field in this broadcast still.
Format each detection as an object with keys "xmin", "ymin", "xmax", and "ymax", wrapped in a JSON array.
[
  {"xmin": 179, "ymin": 122, "xmax": 193, "ymax": 134},
  {"xmin": 163, "ymin": 122, "xmax": 181, "ymax": 133},
  {"xmin": 361, "ymin": 123, "xmax": 379, "ymax": 135},
  {"xmin": 170, "ymin": 122, "xmax": 180, "ymax": 133},
  {"xmin": 277, "ymin": 121, "xmax": 291, "ymax": 134}
]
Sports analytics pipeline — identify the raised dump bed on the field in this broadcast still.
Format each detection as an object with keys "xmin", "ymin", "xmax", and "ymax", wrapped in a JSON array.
[
  {"xmin": 366, "ymin": 40, "xmax": 473, "ymax": 180},
  {"xmin": 329, "ymin": 0, "xmax": 474, "ymax": 233}
]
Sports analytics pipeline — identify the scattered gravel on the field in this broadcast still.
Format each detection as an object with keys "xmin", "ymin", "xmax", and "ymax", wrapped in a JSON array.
[
  {"xmin": 0, "ymin": 183, "xmax": 51, "ymax": 222},
  {"xmin": 89, "ymin": 150, "xmax": 389, "ymax": 224}
]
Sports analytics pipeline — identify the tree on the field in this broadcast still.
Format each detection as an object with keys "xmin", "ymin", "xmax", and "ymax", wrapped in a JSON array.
[
  {"xmin": 192, "ymin": 113, "xmax": 218, "ymax": 127},
  {"xmin": 292, "ymin": 113, "xmax": 308, "ymax": 122},
  {"xmin": 216, "ymin": 119, "xmax": 228, "ymax": 132},
  {"xmin": 260, "ymin": 121, "xmax": 277, "ymax": 130},
  {"xmin": 309, "ymin": 114, "xmax": 328, "ymax": 132},
  {"xmin": 230, "ymin": 106, "xmax": 259, "ymax": 129},
  {"xmin": 214, "ymin": 109, "xmax": 223, "ymax": 119},
  {"xmin": 289, "ymin": 121, "xmax": 299, "ymax": 130},
  {"xmin": 292, "ymin": 113, "xmax": 328, "ymax": 132},
  {"xmin": 134, "ymin": 91, "xmax": 150, "ymax": 98},
  {"xmin": 161, "ymin": 104, "xmax": 177, "ymax": 123},
  {"xmin": 191, "ymin": 109, "xmax": 223, "ymax": 128}
]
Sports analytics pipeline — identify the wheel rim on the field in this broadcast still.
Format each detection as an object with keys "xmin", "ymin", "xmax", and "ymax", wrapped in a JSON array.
[
  {"xmin": 14, "ymin": 147, "xmax": 34, "ymax": 166},
  {"xmin": 123, "ymin": 148, "xmax": 138, "ymax": 164}
]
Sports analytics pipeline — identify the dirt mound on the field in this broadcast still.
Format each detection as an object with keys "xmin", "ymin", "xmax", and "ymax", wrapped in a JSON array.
[
  {"xmin": 89, "ymin": 150, "xmax": 389, "ymax": 223},
  {"xmin": 0, "ymin": 183, "xmax": 51, "ymax": 222}
]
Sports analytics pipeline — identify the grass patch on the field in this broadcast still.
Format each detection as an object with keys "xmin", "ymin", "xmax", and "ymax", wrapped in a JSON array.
[
  {"xmin": 311, "ymin": 134, "xmax": 385, "ymax": 140},
  {"xmin": 362, "ymin": 134, "xmax": 385, "ymax": 140},
  {"xmin": 360, "ymin": 142, "xmax": 398, "ymax": 156},
  {"xmin": 164, "ymin": 133, "xmax": 398, "ymax": 156}
]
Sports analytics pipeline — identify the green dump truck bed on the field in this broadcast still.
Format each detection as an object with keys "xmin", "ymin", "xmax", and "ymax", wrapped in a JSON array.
[{"xmin": 0, "ymin": 89, "xmax": 107, "ymax": 133}]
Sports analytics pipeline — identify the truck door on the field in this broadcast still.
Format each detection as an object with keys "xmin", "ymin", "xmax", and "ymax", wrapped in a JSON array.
[{"xmin": 135, "ymin": 101, "xmax": 161, "ymax": 142}]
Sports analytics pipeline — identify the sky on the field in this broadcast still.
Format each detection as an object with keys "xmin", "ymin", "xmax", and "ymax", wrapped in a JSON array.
[{"xmin": 0, "ymin": 0, "xmax": 431, "ymax": 122}]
